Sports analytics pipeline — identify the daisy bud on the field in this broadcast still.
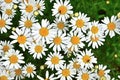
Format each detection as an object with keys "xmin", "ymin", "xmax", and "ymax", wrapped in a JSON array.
[
  {"xmin": 13, "ymin": 4, "xmax": 18, "ymax": 9},
  {"xmin": 12, "ymin": 27, "xmax": 16, "ymax": 31},
  {"xmin": 34, "ymin": 11, "xmax": 39, "ymax": 16},
  {"xmin": 74, "ymin": 12, "xmax": 79, "ymax": 17},
  {"xmin": 95, "ymin": 65, "xmax": 99, "ymax": 69},
  {"xmin": 117, "ymin": 12, "xmax": 120, "ymax": 19},
  {"xmin": 40, "ymin": 65, "xmax": 45, "ymax": 70},
  {"xmin": 106, "ymin": 0, "xmax": 110, "ymax": 4},
  {"xmin": 100, "ymin": 76, "xmax": 106, "ymax": 80},
  {"xmin": 114, "ymin": 54, "xmax": 118, "ymax": 58}
]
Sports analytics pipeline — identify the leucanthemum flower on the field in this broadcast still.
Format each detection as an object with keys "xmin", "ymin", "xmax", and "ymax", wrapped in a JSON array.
[
  {"xmin": 10, "ymin": 28, "xmax": 32, "ymax": 51},
  {"xmin": 0, "ymin": 14, "xmax": 12, "ymax": 34},
  {"xmin": 70, "ymin": 12, "xmax": 90, "ymax": 33},
  {"xmin": 32, "ymin": 19, "xmax": 56, "ymax": 44},
  {"xmin": 49, "ymin": 32, "xmax": 68, "ymax": 52},
  {"xmin": 86, "ymin": 35, "xmax": 105, "ymax": 49},
  {"xmin": 23, "ymin": 63, "xmax": 36, "ymax": 78},
  {"xmin": 52, "ymin": 0, "xmax": 73, "ymax": 21},
  {"xmin": 37, "ymin": 70, "xmax": 56, "ymax": 80},
  {"xmin": 45, "ymin": 52, "xmax": 65, "ymax": 70},
  {"xmin": 56, "ymin": 64, "xmax": 76, "ymax": 80},
  {"xmin": 28, "ymin": 41, "xmax": 48, "ymax": 59},
  {"xmin": 19, "ymin": 0, "xmax": 37, "ymax": 16},
  {"xmin": 67, "ymin": 31, "xmax": 86, "ymax": 52},
  {"xmin": 76, "ymin": 69, "xmax": 95, "ymax": 80},
  {"xmin": 1, "ymin": 5, "xmax": 16, "ymax": 18},
  {"xmin": 0, "ymin": 70, "xmax": 14, "ymax": 80},
  {"xmin": 0, "ymin": 40, "xmax": 13, "ymax": 56},
  {"xmin": 2, "ymin": 49, "xmax": 25, "ymax": 69},
  {"xmin": 35, "ymin": 0, "xmax": 45, "ymax": 16},
  {"xmin": 87, "ymin": 21, "xmax": 105, "ymax": 38},
  {"xmin": 1, "ymin": 0, "xmax": 19, "ymax": 7},
  {"xmin": 77, "ymin": 49, "xmax": 97, "ymax": 69},
  {"xmin": 102, "ymin": 15, "xmax": 120, "ymax": 38},
  {"xmin": 52, "ymin": 18, "xmax": 69, "ymax": 33},
  {"xmin": 69, "ymin": 58, "xmax": 81, "ymax": 73},
  {"xmin": 19, "ymin": 15, "xmax": 38, "ymax": 30},
  {"xmin": 96, "ymin": 64, "xmax": 111, "ymax": 80},
  {"xmin": 14, "ymin": 68, "xmax": 24, "ymax": 80}
]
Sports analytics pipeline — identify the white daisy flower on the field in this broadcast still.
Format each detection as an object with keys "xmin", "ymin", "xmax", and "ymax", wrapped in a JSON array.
[
  {"xmin": 96, "ymin": 64, "xmax": 111, "ymax": 80},
  {"xmin": 35, "ymin": 0, "xmax": 45, "ymax": 16},
  {"xmin": 0, "ymin": 70, "xmax": 14, "ymax": 80},
  {"xmin": 19, "ymin": 0, "xmax": 37, "ymax": 16},
  {"xmin": 70, "ymin": 12, "xmax": 90, "ymax": 33},
  {"xmin": 14, "ymin": 68, "xmax": 24, "ymax": 80},
  {"xmin": 67, "ymin": 31, "xmax": 86, "ymax": 52},
  {"xmin": 1, "ymin": 0, "xmax": 19, "ymax": 7},
  {"xmin": 76, "ymin": 69, "xmax": 95, "ymax": 80},
  {"xmin": 28, "ymin": 41, "xmax": 48, "ymax": 59},
  {"xmin": 87, "ymin": 21, "xmax": 104, "ymax": 38},
  {"xmin": 0, "ymin": 40, "xmax": 13, "ymax": 55},
  {"xmin": 1, "ymin": 5, "xmax": 16, "ymax": 18},
  {"xmin": 2, "ymin": 49, "xmax": 25, "ymax": 69},
  {"xmin": 69, "ymin": 58, "xmax": 81, "ymax": 73},
  {"xmin": 102, "ymin": 15, "xmax": 120, "ymax": 38},
  {"xmin": 23, "ymin": 63, "xmax": 36, "ymax": 78},
  {"xmin": 37, "ymin": 70, "xmax": 56, "ymax": 80},
  {"xmin": 52, "ymin": 0, "xmax": 73, "ymax": 21},
  {"xmin": 32, "ymin": 19, "xmax": 56, "ymax": 44},
  {"xmin": 19, "ymin": 15, "xmax": 38, "ymax": 30},
  {"xmin": 49, "ymin": 32, "xmax": 68, "ymax": 52},
  {"xmin": 52, "ymin": 18, "xmax": 69, "ymax": 33},
  {"xmin": 86, "ymin": 35, "xmax": 105, "ymax": 49},
  {"xmin": 56, "ymin": 64, "xmax": 76, "ymax": 80},
  {"xmin": 10, "ymin": 28, "xmax": 32, "ymax": 51},
  {"xmin": 0, "ymin": 14, "xmax": 12, "ymax": 34},
  {"xmin": 45, "ymin": 52, "xmax": 65, "ymax": 70},
  {"xmin": 77, "ymin": 49, "xmax": 97, "ymax": 69}
]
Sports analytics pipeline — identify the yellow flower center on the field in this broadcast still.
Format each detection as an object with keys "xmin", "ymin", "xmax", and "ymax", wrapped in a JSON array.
[
  {"xmin": 4, "ymin": 0, "xmax": 12, "ymax": 3},
  {"xmin": 24, "ymin": 20, "xmax": 33, "ymax": 28},
  {"xmin": 82, "ymin": 55, "xmax": 91, "ymax": 63},
  {"xmin": 39, "ymin": 27, "xmax": 49, "ymax": 37},
  {"xmin": 17, "ymin": 35, "xmax": 26, "ymax": 44},
  {"xmin": 107, "ymin": 22, "xmax": 116, "ymax": 30},
  {"xmin": 71, "ymin": 36, "xmax": 80, "ymax": 45},
  {"xmin": 98, "ymin": 69, "xmax": 105, "ymax": 77},
  {"xmin": 57, "ymin": 22, "xmax": 64, "ymax": 29},
  {"xmin": 26, "ymin": 66, "xmax": 33, "ymax": 73},
  {"xmin": 73, "ymin": 61, "xmax": 80, "ymax": 69},
  {"xmin": 3, "ymin": 45, "xmax": 10, "ymax": 52},
  {"xmin": 53, "ymin": 37, "xmax": 62, "ymax": 45},
  {"xmin": 62, "ymin": 69, "xmax": 70, "ymax": 77},
  {"xmin": 26, "ymin": 5, "xmax": 33, "ymax": 13},
  {"xmin": 51, "ymin": 56, "xmax": 60, "ymax": 64},
  {"xmin": 81, "ymin": 73, "xmax": 89, "ymax": 80},
  {"xmin": 0, "ymin": 19, "xmax": 6, "ymax": 28},
  {"xmin": 15, "ymin": 69, "xmax": 22, "ymax": 75},
  {"xmin": 58, "ymin": 5, "xmax": 67, "ymax": 15},
  {"xmin": 91, "ymin": 26, "xmax": 99, "ymax": 34},
  {"xmin": 91, "ymin": 36, "xmax": 99, "ymax": 42},
  {"xmin": 5, "ymin": 9, "xmax": 12, "ymax": 15},
  {"xmin": 9, "ymin": 55, "xmax": 18, "ymax": 64},
  {"xmin": 34, "ymin": 45, "xmax": 43, "ymax": 53},
  {"xmin": 76, "ymin": 19, "xmax": 84, "ymax": 28},
  {"xmin": 0, "ymin": 75, "xmax": 8, "ymax": 80}
]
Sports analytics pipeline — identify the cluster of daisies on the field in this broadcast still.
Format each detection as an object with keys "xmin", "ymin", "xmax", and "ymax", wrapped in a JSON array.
[{"xmin": 0, "ymin": 0, "xmax": 120, "ymax": 80}]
